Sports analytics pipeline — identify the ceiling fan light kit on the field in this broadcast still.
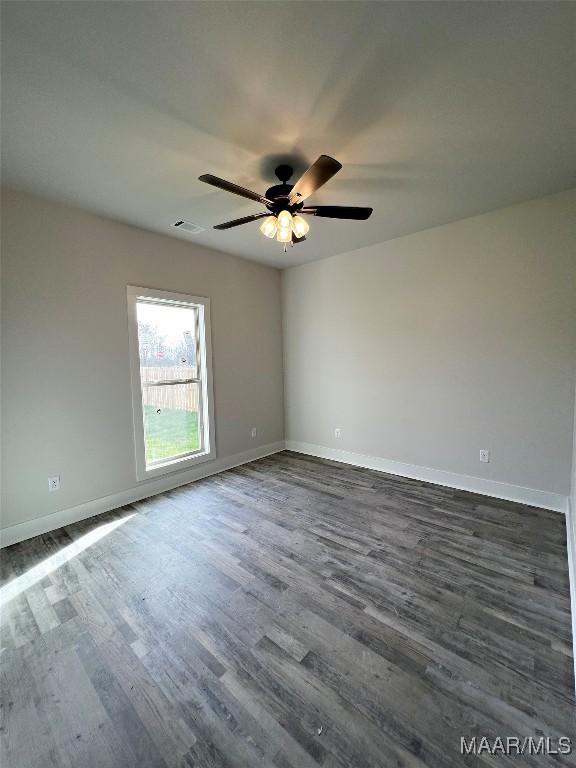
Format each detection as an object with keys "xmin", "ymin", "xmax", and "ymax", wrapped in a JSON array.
[{"xmin": 199, "ymin": 155, "xmax": 373, "ymax": 254}]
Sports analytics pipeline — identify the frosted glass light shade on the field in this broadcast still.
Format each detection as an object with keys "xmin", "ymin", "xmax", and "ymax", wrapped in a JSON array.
[
  {"xmin": 292, "ymin": 215, "xmax": 310, "ymax": 238},
  {"xmin": 259, "ymin": 216, "xmax": 277, "ymax": 239},
  {"xmin": 276, "ymin": 226, "xmax": 292, "ymax": 243},
  {"xmin": 277, "ymin": 210, "xmax": 292, "ymax": 230}
]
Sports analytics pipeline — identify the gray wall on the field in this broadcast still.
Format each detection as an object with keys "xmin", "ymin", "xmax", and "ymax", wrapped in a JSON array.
[
  {"xmin": 283, "ymin": 189, "xmax": 576, "ymax": 495},
  {"xmin": 3, "ymin": 187, "xmax": 576, "ymax": 535},
  {"xmin": 1, "ymin": 189, "xmax": 284, "ymax": 529}
]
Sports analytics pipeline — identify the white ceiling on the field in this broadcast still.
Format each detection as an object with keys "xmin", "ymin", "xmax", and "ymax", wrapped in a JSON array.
[{"xmin": 2, "ymin": 2, "xmax": 575, "ymax": 268}]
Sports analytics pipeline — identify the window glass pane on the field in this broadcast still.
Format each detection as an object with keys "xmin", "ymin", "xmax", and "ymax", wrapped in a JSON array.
[
  {"xmin": 142, "ymin": 382, "xmax": 201, "ymax": 464},
  {"xmin": 136, "ymin": 301, "xmax": 199, "ymax": 385}
]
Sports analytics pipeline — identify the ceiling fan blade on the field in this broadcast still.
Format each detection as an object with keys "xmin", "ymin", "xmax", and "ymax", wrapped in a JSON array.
[
  {"xmin": 289, "ymin": 155, "xmax": 342, "ymax": 204},
  {"xmin": 292, "ymin": 233, "xmax": 306, "ymax": 244},
  {"xmin": 301, "ymin": 206, "xmax": 373, "ymax": 220},
  {"xmin": 199, "ymin": 174, "xmax": 271, "ymax": 205},
  {"xmin": 213, "ymin": 213, "xmax": 268, "ymax": 230}
]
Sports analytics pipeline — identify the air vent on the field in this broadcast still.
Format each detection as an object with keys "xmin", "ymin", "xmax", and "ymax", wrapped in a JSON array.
[{"xmin": 173, "ymin": 219, "xmax": 204, "ymax": 234}]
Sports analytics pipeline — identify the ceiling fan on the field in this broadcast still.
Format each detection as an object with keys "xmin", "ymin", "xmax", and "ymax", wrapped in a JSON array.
[{"xmin": 198, "ymin": 155, "xmax": 373, "ymax": 251}]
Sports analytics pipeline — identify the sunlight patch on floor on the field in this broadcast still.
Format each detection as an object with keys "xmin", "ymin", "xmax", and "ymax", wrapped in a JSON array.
[{"xmin": 0, "ymin": 514, "xmax": 135, "ymax": 609}]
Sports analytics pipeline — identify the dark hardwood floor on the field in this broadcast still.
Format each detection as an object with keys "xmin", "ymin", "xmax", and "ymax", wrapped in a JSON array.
[{"xmin": 1, "ymin": 451, "xmax": 574, "ymax": 768}]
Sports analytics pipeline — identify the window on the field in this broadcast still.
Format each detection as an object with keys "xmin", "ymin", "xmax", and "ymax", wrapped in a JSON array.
[{"xmin": 127, "ymin": 286, "xmax": 215, "ymax": 480}]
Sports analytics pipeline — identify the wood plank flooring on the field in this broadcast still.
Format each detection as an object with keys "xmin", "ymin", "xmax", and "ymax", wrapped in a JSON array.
[{"xmin": 1, "ymin": 451, "xmax": 574, "ymax": 767}]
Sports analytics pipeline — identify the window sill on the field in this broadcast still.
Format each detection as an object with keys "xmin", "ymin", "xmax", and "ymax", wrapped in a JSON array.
[{"xmin": 136, "ymin": 448, "xmax": 216, "ymax": 481}]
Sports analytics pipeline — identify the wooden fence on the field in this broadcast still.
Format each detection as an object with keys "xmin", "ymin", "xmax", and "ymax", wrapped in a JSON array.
[{"xmin": 140, "ymin": 367, "xmax": 199, "ymax": 412}]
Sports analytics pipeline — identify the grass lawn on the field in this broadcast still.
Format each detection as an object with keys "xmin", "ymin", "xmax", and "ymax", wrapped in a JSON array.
[{"xmin": 144, "ymin": 405, "xmax": 199, "ymax": 463}]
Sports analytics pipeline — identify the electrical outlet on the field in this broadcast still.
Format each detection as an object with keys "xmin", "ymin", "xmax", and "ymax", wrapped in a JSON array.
[
  {"xmin": 479, "ymin": 449, "xmax": 490, "ymax": 463},
  {"xmin": 48, "ymin": 475, "xmax": 60, "ymax": 492},
  {"xmin": 334, "ymin": 428, "xmax": 342, "ymax": 439},
  {"xmin": 251, "ymin": 427, "xmax": 257, "ymax": 438}
]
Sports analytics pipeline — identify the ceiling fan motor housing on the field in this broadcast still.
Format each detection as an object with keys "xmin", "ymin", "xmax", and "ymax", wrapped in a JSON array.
[
  {"xmin": 265, "ymin": 166, "xmax": 305, "ymax": 214},
  {"xmin": 264, "ymin": 186, "xmax": 304, "ymax": 215}
]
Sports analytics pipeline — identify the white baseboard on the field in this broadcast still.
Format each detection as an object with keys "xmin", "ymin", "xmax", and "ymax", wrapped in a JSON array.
[
  {"xmin": 285, "ymin": 440, "xmax": 568, "ymax": 513},
  {"xmin": 2, "ymin": 436, "xmax": 568, "ymax": 536},
  {"xmin": 0, "ymin": 442, "xmax": 285, "ymax": 548},
  {"xmin": 566, "ymin": 497, "xmax": 576, "ymax": 695}
]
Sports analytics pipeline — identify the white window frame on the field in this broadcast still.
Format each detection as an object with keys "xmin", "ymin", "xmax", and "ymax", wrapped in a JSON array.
[{"xmin": 127, "ymin": 285, "xmax": 216, "ymax": 481}]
